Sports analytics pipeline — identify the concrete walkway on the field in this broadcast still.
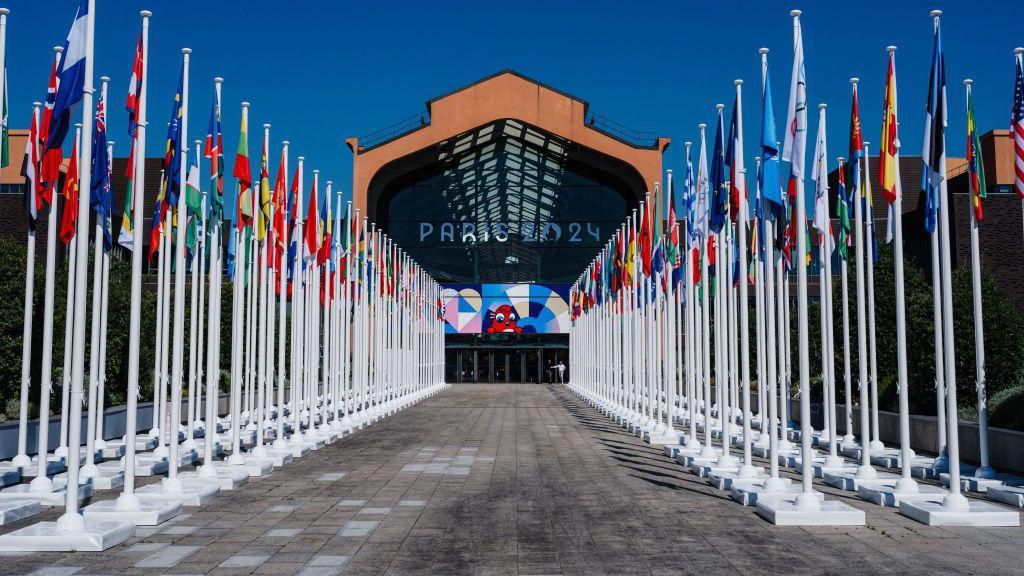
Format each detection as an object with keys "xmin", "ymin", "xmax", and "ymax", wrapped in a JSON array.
[{"xmin": 2, "ymin": 384, "xmax": 1022, "ymax": 575}]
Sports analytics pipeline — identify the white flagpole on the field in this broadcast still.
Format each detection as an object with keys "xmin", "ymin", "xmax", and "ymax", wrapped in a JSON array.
[
  {"xmin": 274, "ymin": 141, "xmax": 290, "ymax": 450},
  {"xmin": 57, "ymin": 127, "xmax": 80, "ymax": 462},
  {"xmin": 964, "ymin": 79, "xmax": 994, "ymax": 480},
  {"xmin": 185, "ymin": 139, "xmax": 202, "ymax": 450},
  {"xmin": 116, "ymin": 9, "xmax": 150, "ymax": 511},
  {"xmin": 58, "ymin": 0, "xmax": 96, "ymax": 530},
  {"xmin": 149, "ymin": 174, "xmax": 165, "ymax": 442},
  {"xmin": 888, "ymin": 47, "xmax": 918, "ymax": 494},
  {"xmin": 684, "ymin": 143, "xmax": 700, "ymax": 451},
  {"xmin": 735, "ymin": 79, "xmax": 755, "ymax": 478},
  {"xmin": 228, "ymin": 102, "xmax": 248, "ymax": 465},
  {"xmin": 196, "ymin": 189, "xmax": 207, "ymax": 433},
  {"xmin": 290, "ymin": 156, "xmax": 304, "ymax": 444},
  {"xmin": 863, "ymin": 142, "xmax": 882, "ymax": 452},
  {"xmin": 932, "ymin": 10, "xmax": 967, "ymax": 510},
  {"xmin": 253, "ymin": 124, "xmax": 272, "ymax": 457},
  {"xmin": 850, "ymin": 79, "xmax": 876, "ymax": 481},
  {"xmin": 164, "ymin": 47, "xmax": 191, "ymax": 493},
  {"xmin": 753, "ymin": 155, "xmax": 767, "ymax": 445},
  {"xmin": 200, "ymin": 78, "xmax": 224, "ymax": 479},
  {"xmin": 95, "ymin": 135, "xmax": 114, "ymax": 453},
  {"xmin": 31, "ymin": 100, "xmax": 59, "ymax": 492}
]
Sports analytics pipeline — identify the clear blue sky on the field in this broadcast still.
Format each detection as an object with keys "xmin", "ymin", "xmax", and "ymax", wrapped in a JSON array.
[{"xmin": 4, "ymin": 0, "xmax": 1024, "ymax": 208}]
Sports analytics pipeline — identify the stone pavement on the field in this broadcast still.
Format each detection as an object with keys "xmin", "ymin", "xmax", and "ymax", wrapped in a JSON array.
[{"xmin": 2, "ymin": 384, "xmax": 1022, "ymax": 575}]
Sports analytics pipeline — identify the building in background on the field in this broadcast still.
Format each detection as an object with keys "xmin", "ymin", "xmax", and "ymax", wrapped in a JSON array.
[{"xmin": 346, "ymin": 70, "xmax": 669, "ymax": 384}]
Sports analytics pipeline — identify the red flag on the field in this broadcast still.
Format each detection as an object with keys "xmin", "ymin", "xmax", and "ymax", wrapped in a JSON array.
[
  {"xmin": 59, "ymin": 141, "xmax": 79, "ymax": 244},
  {"xmin": 39, "ymin": 56, "xmax": 62, "ymax": 202},
  {"xmin": 304, "ymin": 173, "xmax": 320, "ymax": 260},
  {"xmin": 639, "ymin": 201, "xmax": 652, "ymax": 277}
]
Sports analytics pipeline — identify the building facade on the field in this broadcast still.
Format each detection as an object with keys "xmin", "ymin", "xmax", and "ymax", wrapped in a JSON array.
[{"xmin": 346, "ymin": 70, "xmax": 669, "ymax": 383}]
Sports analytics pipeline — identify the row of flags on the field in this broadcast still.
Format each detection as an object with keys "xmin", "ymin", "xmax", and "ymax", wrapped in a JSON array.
[{"xmin": 575, "ymin": 13, "xmax": 1021, "ymax": 321}]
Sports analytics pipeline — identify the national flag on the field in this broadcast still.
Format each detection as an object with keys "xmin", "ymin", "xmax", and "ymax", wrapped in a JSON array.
[
  {"xmin": 624, "ymin": 222, "xmax": 636, "ymax": 286},
  {"xmin": 639, "ymin": 196, "xmax": 652, "ymax": 277},
  {"xmin": 1, "ymin": 70, "xmax": 8, "ymax": 170},
  {"xmin": 836, "ymin": 159, "xmax": 851, "ymax": 261},
  {"xmin": 966, "ymin": 83, "xmax": 986, "ymax": 222},
  {"xmin": 163, "ymin": 65, "xmax": 184, "ymax": 207},
  {"xmin": 782, "ymin": 16, "xmax": 808, "ymax": 184},
  {"xmin": 38, "ymin": 54, "xmax": 62, "ymax": 202},
  {"xmin": 22, "ymin": 110, "xmax": 40, "ymax": 225},
  {"xmin": 921, "ymin": 16, "xmax": 946, "ymax": 234},
  {"xmin": 304, "ymin": 171, "xmax": 320, "ymax": 261},
  {"xmin": 760, "ymin": 61, "xmax": 784, "ymax": 222},
  {"xmin": 694, "ymin": 128, "xmax": 709, "ymax": 242},
  {"xmin": 205, "ymin": 83, "xmax": 225, "ymax": 220},
  {"xmin": 148, "ymin": 173, "xmax": 167, "ymax": 262},
  {"xmin": 59, "ymin": 140, "xmax": 79, "ymax": 244},
  {"xmin": 709, "ymin": 107, "xmax": 729, "ymax": 233},
  {"xmin": 810, "ymin": 104, "xmax": 830, "ymax": 241},
  {"xmin": 725, "ymin": 96, "xmax": 745, "ymax": 222},
  {"xmin": 42, "ymin": 0, "xmax": 87, "ymax": 193},
  {"xmin": 118, "ymin": 139, "xmax": 136, "ymax": 250},
  {"xmin": 233, "ymin": 108, "xmax": 253, "ymax": 229},
  {"xmin": 317, "ymin": 187, "xmax": 332, "ymax": 266},
  {"xmin": 880, "ymin": 49, "xmax": 899, "ymax": 204},
  {"xmin": 91, "ymin": 90, "xmax": 112, "ymax": 251},
  {"xmin": 126, "ymin": 31, "xmax": 143, "ymax": 138},
  {"xmin": 666, "ymin": 178, "xmax": 680, "ymax": 268},
  {"xmin": 1011, "ymin": 52, "xmax": 1024, "ymax": 200},
  {"xmin": 258, "ymin": 133, "xmax": 271, "ymax": 241}
]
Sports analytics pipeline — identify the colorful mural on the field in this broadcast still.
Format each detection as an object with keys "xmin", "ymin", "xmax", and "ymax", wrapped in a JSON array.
[{"xmin": 442, "ymin": 284, "xmax": 570, "ymax": 334}]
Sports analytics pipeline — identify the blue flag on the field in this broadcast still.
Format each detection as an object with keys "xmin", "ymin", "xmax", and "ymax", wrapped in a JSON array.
[
  {"xmin": 709, "ymin": 109, "xmax": 728, "ymax": 233},
  {"xmin": 164, "ymin": 66, "xmax": 184, "ymax": 208},
  {"xmin": 90, "ymin": 95, "xmax": 112, "ymax": 250},
  {"xmin": 921, "ymin": 16, "xmax": 946, "ymax": 234},
  {"xmin": 760, "ymin": 70, "xmax": 783, "ymax": 218}
]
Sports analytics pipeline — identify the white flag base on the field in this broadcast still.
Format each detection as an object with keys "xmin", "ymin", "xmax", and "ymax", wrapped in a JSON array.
[
  {"xmin": 756, "ymin": 497, "xmax": 866, "ymax": 526},
  {"xmin": 987, "ymin": 486, "xmax": 1024, "ymax": 508},
  {"xmin": 193, "ymin": 442, "xmax": 226, "ymax": 461},
  {"xmin": 641, "ymin": 430, "xmax": 684, "ymax": 446},
  {"xmin": 812, "ymin": 462, "xmax": 858, "ymax": 479},
  {"xmin": 54, "ymin": 466, "xmax": 124, "ymax": 490},
  {"xmin": 99, "ymin": 444, "xmax": 127, "ymax": 459},
  {"xmin": 179, "ymin": 467, "xmax": 249, "ymax": 490},
  {"xmin": 912, "ymin": 462, "xmax": 975, "ymax": 479},
  {"xmin": 729, "ymin": 477, "xmax": 795, "ymax": 506},
  {"xmin": 216, "ymin": 457, "xmax": 273, "ymax": 477},
  {"xmin": 708, "ymin": 467, "xmax": 767, "ymax": 490},
  {"xmin": 857, "ymin": 482, "xmax": 948, "ymax": 507},
  {"xmin": 83, "ymin": 497, "xmax": 183, "ymax": 525},
  {"xmin": 0, "ymin": 466, "xmax": 22, "ymax": 487},
  {"xmin": 899, "ymin": 499, "xmax": 1020, "ymax": 526},
  {"xmin": 0, "ymin": 500, "xmax": 41, "ymax": 525},
  {"xmin": 21, "ymin": 458, "xmax": 67, "ymax": 477},
  {"xmin": 135, "ymin": 478, "xmax": 219, "ymax": 506},
  {"xmin": 0, "ymin": 482, "xmax": 92, "ymax": 506},
  {"xmin": 691, "ymin": 462, "xmax": 740, "ymax": 478},
  {"xmin": 663, "ymin": 443, "xmax": 701, "ymax": 459},
  {"xmin": 121, "ymin": 453, "xmax": 169, "ymax": 477},
  {"xmin": 823, "ymin": 470, "xmax": 900, "ymax": 492},
  {"xmin": 0, "ymin": 519, "xmax": 134, "ymax": 552},
  {"xmin": 940, "ymin": 472, "xmax": 1022, "ymax": 494},
  {"xmin": 676, "ymin": 450, "xmax": 720, "ymax": 468}
]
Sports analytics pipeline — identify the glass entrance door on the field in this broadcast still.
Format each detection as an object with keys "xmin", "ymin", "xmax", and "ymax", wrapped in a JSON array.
[
  {"xmin": 493, "ymin": 349, "xmax": 509, "ymax": 383},
  {"xmin": 476, "ymin": 349, "xmax": 492, "ymax": 383}
]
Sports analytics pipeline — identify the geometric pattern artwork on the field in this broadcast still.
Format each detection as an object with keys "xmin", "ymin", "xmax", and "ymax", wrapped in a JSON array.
[{"xmin": 442, "ymin": 283, "xmax": 570, "ymax": 334}]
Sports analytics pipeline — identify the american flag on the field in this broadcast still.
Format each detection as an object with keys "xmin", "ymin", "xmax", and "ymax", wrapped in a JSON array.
[{"xmin": 1012, "ymin": 53, "xmax": 1024, "ymax": 200}]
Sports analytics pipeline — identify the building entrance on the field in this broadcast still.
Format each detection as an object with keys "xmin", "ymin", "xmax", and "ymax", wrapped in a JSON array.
[{"xmin": 444, "ymin": 334, "xmax": 568, "ymax": 384}]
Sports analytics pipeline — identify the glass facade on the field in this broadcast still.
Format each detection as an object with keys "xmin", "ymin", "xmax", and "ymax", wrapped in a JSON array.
[{"xmin": 382, "ymin": 119, "xmax": 633, "ymax": 284}]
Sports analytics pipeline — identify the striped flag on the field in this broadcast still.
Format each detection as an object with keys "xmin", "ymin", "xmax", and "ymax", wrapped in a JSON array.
[
  {"xmin": 118, "ymin": 139, "xmax": 136, "ymax": 250},
  {"xmin": 22, "ymin": 110, "xmax": 39, "ymax": 225},
  {"xmin": 1012, "ymin": 52, "xmax": 1024, "ymax": 200},
  {"xmin": 880, "ymin": 50, "xmax": 899, "ymax": 204},
  {"xmin": 126, "ymin": 31, "xmax": 143, "ymax": 138},
  {"xmin": 233, "ymin": 109, "xmax": 252, "ymax": 229},
  {"xmin": 966, "ymin": 83, "xmax": 986, "ymax": 221}
]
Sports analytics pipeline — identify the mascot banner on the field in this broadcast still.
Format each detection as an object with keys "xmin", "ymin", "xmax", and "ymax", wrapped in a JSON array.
[{"xmin": 441, "ymin": 284, "xmax": 570, "ymax": 334}]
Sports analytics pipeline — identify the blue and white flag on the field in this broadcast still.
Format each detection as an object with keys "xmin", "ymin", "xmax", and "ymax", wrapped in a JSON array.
[{"xmin": 45, "ymin": 0, "xmax": 88, "ymax": 158}]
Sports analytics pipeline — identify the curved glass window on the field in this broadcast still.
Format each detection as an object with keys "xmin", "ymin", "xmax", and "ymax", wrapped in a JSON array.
[{"xmin": 382, "ymin": 120, "xmax": 633, "ymax": 284}]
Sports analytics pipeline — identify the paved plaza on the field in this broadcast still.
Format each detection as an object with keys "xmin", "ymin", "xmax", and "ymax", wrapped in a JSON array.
[{"xmin": 2, "ymin": 384, "xmax": 1022, "ymax": 576}]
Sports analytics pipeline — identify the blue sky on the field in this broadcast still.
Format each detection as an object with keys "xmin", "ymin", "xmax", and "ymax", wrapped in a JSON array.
[{"xmin": 4, "ymin": 0, "xmax": 1024, "ymax": 207}]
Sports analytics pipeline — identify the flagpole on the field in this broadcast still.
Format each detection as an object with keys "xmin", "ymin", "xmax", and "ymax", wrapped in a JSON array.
[
  {"xmin": 964, "ymin": 79, "xmax": 993, "ymax": 481},
  {"xmin": 30, "ymin": 100, "xmax": 60, "ymax": 492},
  {"xmin": 164, "ymin": 47, "xmax": 191, "ymax": 494},
  {"xmin": 185, "ymin": 139, "xmax": 202, "ymax": 449},
  {"xmin": 732, "ymin": 79, "xmax": 754, "ymax": 478},
  {"xmin": 57, "ymin": 0, "xmax": 96, "ymax": 531},
  {"xmin": 862, "ymin": 141, "xmax": 882, "ymax": 452},
  {"xmin": 57, "ymin": 124, "xmax": 81, "ymax": 461},
  {"xmin": 0, "ymin": 10, "xmax": 34, "ymax": 473},
  {"xmin": 117, "ymin": 8, "xmax": 150, "ymax": 513},
  {"xmin": 228, "ymin": 101, "xmax": 248, "ymax": 465},
  {"xmin": 274, "ymin": 141, "xmax": 289, "ymax": 450},
  {"xmin": 95, "ymin": 135, "xmax": 114, "ymax": 454},
  {"xmin": 888, "ymin": 46, "xmax": 917, "ymax": 493},
  {"xmin": 290, "ymin": 155, "xmax": 304, "ymax": 444},
  {"xmin": 929, "ymin": 10, "xmax": 968, "ymax": 511},
  {"xmin": 253, "ymin": 124, "xmax": 272, "ymax": 458},
  {"xmin": 200, "ymin": 77, "xmax": 224, "ymax": 478}
]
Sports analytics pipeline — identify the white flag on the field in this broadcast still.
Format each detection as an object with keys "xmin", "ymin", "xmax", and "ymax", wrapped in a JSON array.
[{"xmin": 781, "ymin": 17, "xmax": 807, "ymax": 180}]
